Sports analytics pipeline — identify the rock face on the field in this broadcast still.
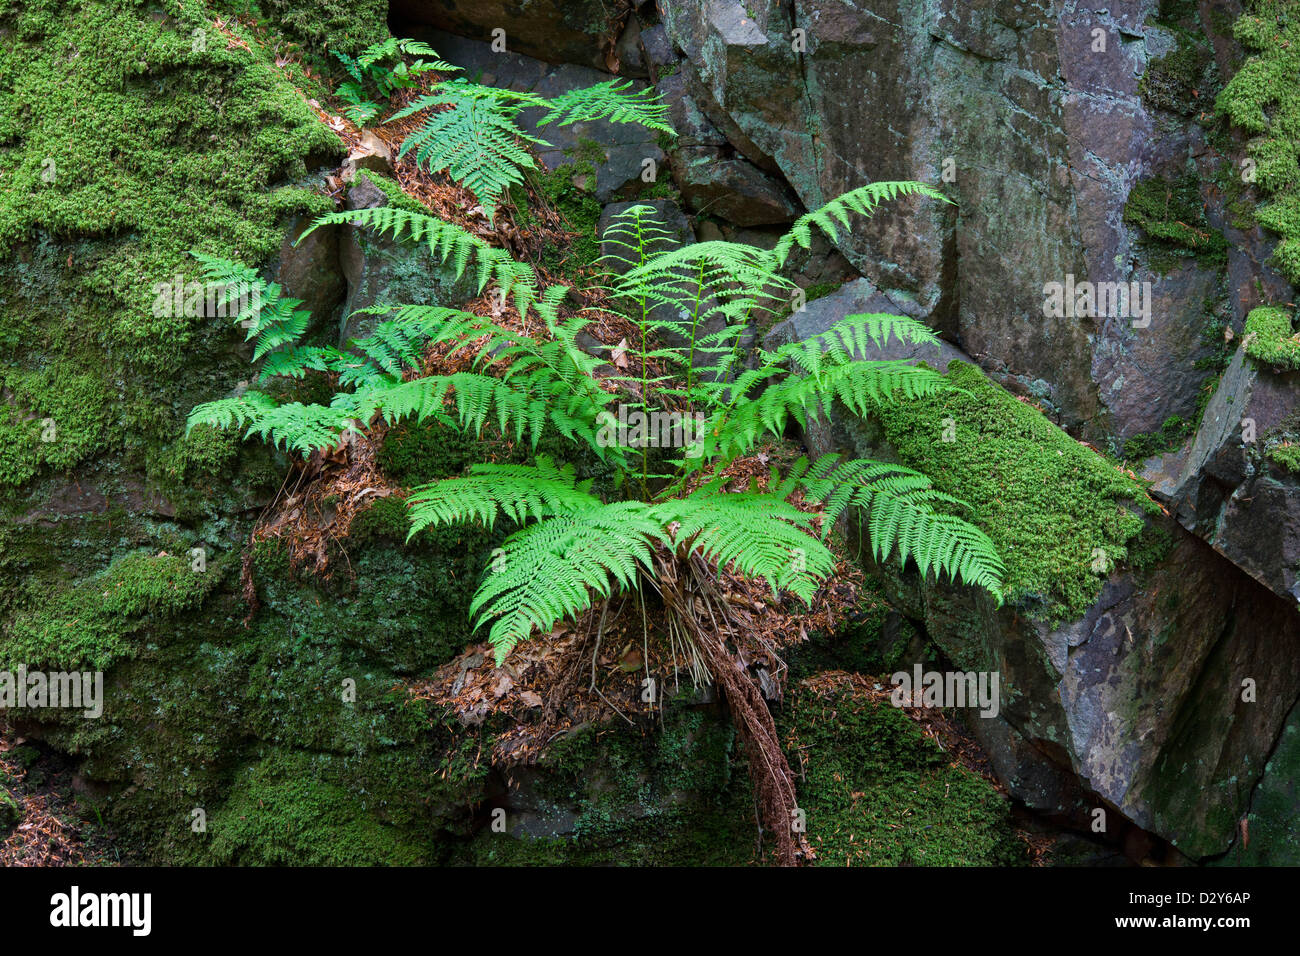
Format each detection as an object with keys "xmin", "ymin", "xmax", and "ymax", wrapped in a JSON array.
[
  {"xmin": 658, "ymin": 0, "xmax": 1276, "ymax": 442},
  {"xmin": 769, "ymin": 283, "xmax": 1300, "ymax": 857},
  {"xmin": 391, "ymin": 0, "xmax": 631, "ymax": 69},
  {"xmin": 1149, "ymin": 347, "xmax": 1300, "ymax": 604},
  {"xmin": 337, "ymin": 172, "xmax": 478, "ymax": 342}
]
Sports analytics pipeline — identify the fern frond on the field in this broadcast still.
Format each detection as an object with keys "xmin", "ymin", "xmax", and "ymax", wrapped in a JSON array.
[
  {"xmin": 535, "ymin": 79, "xmax": 676, "ymax": 136},
  {"xmin": 407, "ymin": 456, "xmax": 600, "ymax": 536},
  {"xmin": 470, "ymin": 501, "xmax": 667, "ymax": 664},
  {"xmin": 773, "ymin": 182, "xmax": 951, "ymax": 267},
  {"xmin": 389, "ymin": 81, "xmax": 544, "ymax": 221},
  {"xmin": 186, "ymin": 391, "xmax": 279, "ymax": 435},
  {"xmin": 652, "ymin": 490, "xmax": 835, "ymax": 602},
  {"xmin": 297, "ymin": 207, "xmax": 536, "ymax": 302},
  {"xmin": 794, "ymin": 454, "xmax": 1005, "ymax": 596}
]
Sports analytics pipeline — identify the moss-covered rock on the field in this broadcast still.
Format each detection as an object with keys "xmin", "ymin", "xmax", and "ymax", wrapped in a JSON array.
[
  {"xmin": 1244, "ymin": 305, "xmax": 1300, "ymax": 371},
  {"xmin": 785, "ymin": 683, "xmax": 1027, "ymax": 866}
]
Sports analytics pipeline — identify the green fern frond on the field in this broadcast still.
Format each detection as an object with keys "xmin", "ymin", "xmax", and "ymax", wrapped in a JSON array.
[
  {"xmin": 535, "ymin": 79, "xmax": 676, "ymax": 136},
  {"xmin": 407, "ymin": 456, "xmax": 599, "ymax": 536},
  {"xmin": 297, "ymin": 207, "xmax": 536, "ymax": 303},
  {"xmin": 652, "ymin": 490, "xmax": 836, "ymax": 602},
  {"xmin": 470, "ymin": 501, "xmax": 667, "ymax": 664},
  {"xmin": 389, "ymin": 81, "xmax": 544, "ymax": 221},
  {"xmin": 773, "ymin": 182, "xmax": 951, "ymax": 267},
  {"xmin": 186, "ymin": 391, "xmax": 279, "ymax": 435},
  {"xmin": 793, "ymin": 454, "xmax": 1004, "ymax": 596}
]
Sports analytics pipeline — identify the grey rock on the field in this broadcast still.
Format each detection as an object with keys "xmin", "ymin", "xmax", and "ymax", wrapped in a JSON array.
[{"xmin": 337, "ymin": 175, "xmax": 478, "ymax": 342}]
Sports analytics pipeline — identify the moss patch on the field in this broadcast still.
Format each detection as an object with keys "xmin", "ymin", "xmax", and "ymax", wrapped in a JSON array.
[
  {"xmin": 1216, "ymin": 1, "xmax": 1300, "ymax": 285},
  {"xmin": 0, "ymin": 0, "xmax": 340, "ymax": 488},
  {"xmin": 1122, "ymin": 175, "xmax": 1228, "ymax": 272},
  {"xmin": 1244, "ymin": 305, "xmax": 1300, "ymax": 370},
  {"xmin": 785, "ymin": 684, "xmax": 1027, "ymax": 866},
  {"xmin": 3, "ymin": 549, "xmax": 230, "ymax": 671},
  {"xmin": 870, "ymin": 362, "xmax": 1156, "ymax": 625},
  {"xmin": 1122, "ymin": 414, "xmax": 1193, "ymax": 463}
]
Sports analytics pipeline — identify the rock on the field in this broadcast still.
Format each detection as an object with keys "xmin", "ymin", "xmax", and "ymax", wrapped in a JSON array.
[
  {"xmin": 655, "ymin": 72, "xmax": 727, "ymax": 149},
  {"xmin": 770, "ymin": 305, "xmax": 1300, "ymax": 857},
  {"xmin": 271, "ymin": 213, "xmax": 345, "ymax": 334},
  {"xmin": 671, "ymin": 149, "xmax": 802, "ymax": 226},
  {"xmin": 341, "ymin": 130, "xmax": 394, "ymax": 180},
  {"xmin": 1149, "ymin": 346, "xmax": 1300, "ymax": 603},
  {"xmin": 392, "ymin": 0, "xmax": 630, "ymax": 69},
  {"xmin": 414, "ymin": 29, "xmax": 666, "ymax": 203},
  {"xmin": 337, "ymin": 173, "xmax": 479, "ymax": 343},
  {"xmin": 519, "ymin": 64, "xmax": 666, "ymax": 202},
  {"xmin": 638, "ymin": 24, "xmax": 679, "ymax": 81},
  {"xmin": 660, "ymin": 0, "xmax": 1283, "ymax": 442},
  {"xmin": 614, "ymin": 16, "xmax": 648, "ymax": 78}
]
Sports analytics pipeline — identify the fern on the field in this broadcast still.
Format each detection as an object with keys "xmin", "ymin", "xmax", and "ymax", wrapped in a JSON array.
[
  {"xmin": 535, "ymin": 79, "xmax": 675, "ymax": 134},
  {"xmin": 772, "ymin": 182, "xmax": 953, "ymax": 268},
  {"xmin": 390, "ymin": 81, "xmax": 545, "ymax": 221},
  {"xmin": 297, "ymin": 206, "xmax": 537, "ymax": 310},
  {"xmin": 407, "ymin": 457, "xmax": 599, "ymax": 536},
  {"xmin": 470, "ymin": 501, "xmax": 668, "ymax": 663},
  {"xmin": 389, "ymin": 73, "xmax": 675, "ymax": 221},
  {"xmin": 192, "ymin": 178, "xmax": 1005, "ymax": 667},
  {"xmin": 331, "ymin": 38, "xmax": 460, "ymax": 125}
]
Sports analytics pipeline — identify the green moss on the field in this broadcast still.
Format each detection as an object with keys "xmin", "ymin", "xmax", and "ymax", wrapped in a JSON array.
[
  {"xmin": 4, "ymin": 549, "xmax": 231, "ymax": 670},
  {"xmin": 455, "ymin": 706, "xmax": 757, "ymax": 866},
  {"xmin": 786, "ymin": 684, "xmax": 1027, "ymax": 866},
  {"xmin": 1244, "ymin": 305, "xmax": 1300, "ymax": 369},
  {"xmin": 206, "ymin": 749, "xmax": 432, "ymax": 866},
  {"xmin": 1123, "ymin": 175, "xmax": 1228, "ymax": 272},
  {"xmin": 1268, "ymin": 440, "xmax": 1300, "ymax": 473},
  {"xmin": 870, "ymin": 362, "xmax": 1156, "ymax": 625},
  {"xmin": 1122, "ymin": 415, "xmax": 1193, "ymax": 463},
  {"xmin": 1216, "ymin": 2, "xmax": 1300, "ymax": 285},
  {"xmin": 0, "ymin": 784, "xmax": 18, "ymax": 831},
  {"xmin": 256, "ymin": 0, "xmax": 389, "ymax": 55},
  {"xmin": 353, "ymin": 168, "xmax": 429, "ymax": 216},
  {"xmin": 0, "ymin": 0, "xmax": 340, "ymax": 488},
  {"xmin": 514, "ymin": 163, "xmax": 603, "ymax": 280},
  {"xmin": 1141, "ymin": 2, "xmax": 1222, "ymax": 116}
]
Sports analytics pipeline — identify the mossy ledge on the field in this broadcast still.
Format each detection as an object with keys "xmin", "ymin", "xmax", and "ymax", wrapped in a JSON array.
[{"xmin": 868, "ymin": 362, "xmax": 1158, "ymax": 626}]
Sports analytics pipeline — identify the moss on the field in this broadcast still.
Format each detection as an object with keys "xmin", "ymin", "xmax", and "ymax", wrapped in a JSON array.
[
  {"xmin": 1122, "ymin": 415, "xmax": 1192, "ymax": 463},
  {"xmin": 454, "ymin": 705, "xmax": 757, "ymax": 866},
  {"xmin": 0, "ymin": 784, "xmax": 18, "ymax": 831},
  {"xmin": 870, "ymin": 362, "xmax": 1156, "ymax": 626},
  {"xmin": 1122, "ymin": 175, "xmax": 1228, "ymax": 272},
  {"xmin": 353, "ymin": 168, "xmax": 429, "ymax": 216},
  {"xmin": 1268, "ymin": 440, "xmax": 1300, "ymax": 473},
  {"xmin": 1216, "ymin": 2, "xmax": 1300, "ymax": 285},
  {"xmin": 784, "ymin": 684, "xmax": 1027, "ymax": 866},
  {"xmin": 1244, "ymin": 305, "xmax": 1300, "ymax": 370},
  {"xmin": 514, "ymin": 162, "xmax": 604, "ymax": 280},
  {"xmin": 205, "ymin": 749, "xmax": 432, "ymax": 866},
  {"xmin": 255, "ymin": 0, "xmax": 389, "ymax": 56},
  {"xmin": 1127, "ymin": 522, "xmax": 1176, "ymax": 574},
  {"xmin": 0, "ymin": 0, "xmax": 340, "ymax": 489},
  {"xmin": 1141, "ymin": 2, "xmax": 1222, "ymax": 116},
  {"xmin": 3, "ymin": 549, "xmax": 231, "ymax": 670}
]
